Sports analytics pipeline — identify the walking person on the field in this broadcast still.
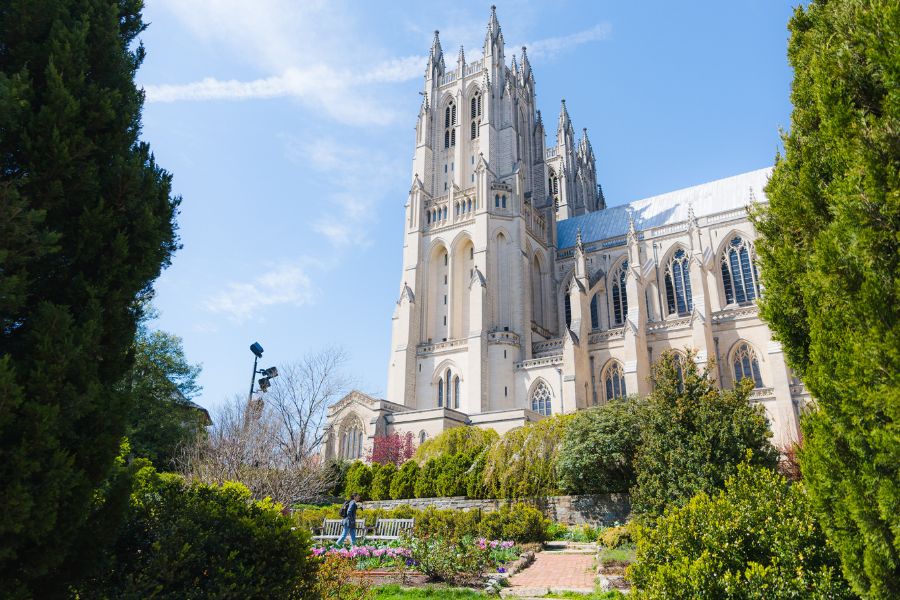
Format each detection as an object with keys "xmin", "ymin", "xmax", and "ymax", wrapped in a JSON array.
[{"xmin": 335, "ymin": 493, "xmax": 361, "ymax": 547}]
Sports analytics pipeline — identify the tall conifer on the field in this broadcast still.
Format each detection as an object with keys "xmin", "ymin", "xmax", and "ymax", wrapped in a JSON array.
[
  {"xmin": 0, "ymin": 0, "xmax": 179, "ymax": 595},
  {"xmin": 752, "ymin": 1, "xmax": 899, "ymax": 596}
]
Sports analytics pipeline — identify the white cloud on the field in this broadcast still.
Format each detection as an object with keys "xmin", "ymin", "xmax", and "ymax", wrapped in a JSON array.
[
  {"xmin": 144, "ymin": 0, "xmax": 611, "ymax": 126},
  {"xmin": 518, "ymin": 23, "xmax": 613, "ymax": 60},
  {"xmin": 204, "ymin": 260, "xmax": 320, "ymax": 321}
]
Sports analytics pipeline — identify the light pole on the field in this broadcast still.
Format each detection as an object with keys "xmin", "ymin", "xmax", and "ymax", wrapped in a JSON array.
[{"xmin": 248, "ymin": 342, "xmax": 264, "ymax": 403}]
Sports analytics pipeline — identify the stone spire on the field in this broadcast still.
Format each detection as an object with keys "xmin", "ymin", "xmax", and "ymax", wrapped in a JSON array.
[
  {"xmin": 579, "ymin": 128, "xmax": 594, "ymax": 158},
  {"xmin": 457, "ymin": 44, "xmax": 465, "ymax": 68},
  {"xmin": 427, "ymin": 30, "xmax": 445, "ymax": 75},
  {"xmin": 521, "ymin": 46, "xmax": 532, "ymax": 80},
  {"xmin": 558, "ymin": 99, "xmax": 572, "ymax": 132},
  {"xmin": 486, "ymin": 4, "xmax": 501, "ymax": 44},
  {"xmin": 511, "ymin": 53, "xmax": 519, "ymax": 77}
]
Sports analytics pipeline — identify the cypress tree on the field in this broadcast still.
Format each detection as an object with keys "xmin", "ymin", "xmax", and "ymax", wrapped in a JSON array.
[
  {"xmin": 0, "ymin": 0, "xmax": 179, "ymax": 595},
  {"xmin": 752, "ymin": 1, "xmax": 899, "ymax": 597}
]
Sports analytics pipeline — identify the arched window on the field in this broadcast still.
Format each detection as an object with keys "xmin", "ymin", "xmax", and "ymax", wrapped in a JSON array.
[
  {"xmin": 445, "ymin": 105, "xmax": 451, "ymax": 128},
  {"xmin": 721, "ymin": 236, "xmax": 760, "ymax": 305},
  {"xmin": 445, "ymin": 369, "xmax": 452, "ymax": 407},
  {"xmin": 470, "ymin": 92, "xmax": 482, "ymax": 119},
  {"xmin": 564, "ymin": 293, "xmax": 572, "ymax": 328},
  {"xmin": 453, "ymin": 376, "xmax": 460, "ymax": 409},
  {"xmin": 501, "ymin": 195, "xmax": 507, "ymax": 208},
  {"xmin": 426, "ymin": 211, "xmax": 431, "ymax": 225},
  {"xmin": 444, "ymin": 130, "xmax": 450, "ymax": 149},
  {"xmin": 437, "ymin": 377, "xmax": 444, "ymax": 407},
  {"xmin": 732, "ymin": 342, "xmax": 763, "ymax": 388},
  {"xmin": 444, "ymin": 101, "xmax": 456, "ymax": 148},
  {"xmin": 419, "ymin": 431, "xmax": 427, "ymax": 445},
  {"xmin": 451, "ymin": 129, "xmax": 456, "ymax": 147},
  {"xmin": 603, "ymin": 361, "xmax": 627, "ymax": 402},
  {"xmin": 339, "ymin": 418, "xmax": 364, "ymax": 460},
  {"xmin": 664, "ymin": 249, "xmax": 693, "ymax": 316},
  {"xmin": 611, "ymin": 260, "xmax": 628, "ymax": 326},
  {"xmin": 495, "ymin": 194, "xmax": 500, "ymax": 208},
  {"xmin": 548, "ymin": 171, "xmax": 559, "ymax": 198},
  {"xmin": 471, "ymin": 120, "xmax": 477, "ymax": 140},
  {"xmin": 590, "ymin": 294, "xmax": 599, "ymax": 330},
  {"xmin": 530, "ymin": 381, "xmax": 552, "ymax": 416}
]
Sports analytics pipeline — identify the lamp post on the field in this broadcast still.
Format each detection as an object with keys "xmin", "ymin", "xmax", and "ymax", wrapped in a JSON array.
[{"xmin": 247, "ymin": 341, "xmax": 280, "ymax": 404}]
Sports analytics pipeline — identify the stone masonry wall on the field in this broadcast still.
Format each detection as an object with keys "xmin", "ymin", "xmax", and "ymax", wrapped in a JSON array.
[{"xmin": 360, "ymin": 493, "xmax": 631, "ymax": 526}]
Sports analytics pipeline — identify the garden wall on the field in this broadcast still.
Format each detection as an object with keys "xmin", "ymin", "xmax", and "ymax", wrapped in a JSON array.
[{"xmin": 360, "ymin": 494, "xmax": 631, "ymax": 526}]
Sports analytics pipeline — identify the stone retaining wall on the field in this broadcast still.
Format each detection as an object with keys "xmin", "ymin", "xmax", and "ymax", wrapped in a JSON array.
[{"xmin": 360, "ymin": 494, "xmax": 631, "ymax": 526}]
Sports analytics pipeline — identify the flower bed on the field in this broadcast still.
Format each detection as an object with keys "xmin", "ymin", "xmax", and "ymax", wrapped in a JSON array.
[{"xmin": 312, "ymin": 537, "xmax": 520, "ymax": 586}]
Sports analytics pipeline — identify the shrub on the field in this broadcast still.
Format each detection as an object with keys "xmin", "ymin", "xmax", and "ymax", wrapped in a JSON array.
[
  {"xmin": 79, "ymin": 465, "xmax": 318, "ymax": 599},
  {"xmin": 435, "ymin": 454, "xmax": 470, "ymax": 497},
  {"xmin": 478, "ymin": 503, "xmax": 550, "ymax": 544},
  {"xmin": 325, "ymin": 459, "xmax": 352, "ymax": 496},
  {"xmin": 598, "ymin": 523, "xmax": 632, "ymax": 549},
  {"xmin": 558, "ymin": 398, "xmax": 644, "ymax": 494},
  {"xmin": 406, "ymin": 535, "xmax": 491, "ymax": 586},
  {"xmin": 414, "ymin": 426, "xmax": 499, "ymax": 464},
  {"xmin": 414, "ymin": 458, "xmax": 439, "ymax": 498},
  {"xmin": 465, "ymin": 449, "xmax": 489, "ymax": 499},
  {"xmin": 631, "ymin": 351, "xmax": 779, "ymax": 518},
  {"xmin": 483, "ymin": 415, "xmax": 572, "ymax": 498},
  {"xmin": 390, "ymin": 460, "xmax": 420, "ymax": 500},
  {"xmin": 370, "ymin": 462, "xmax": 397, "ymax": 501},
  {"xmin": 316, "ymin": 553, "xmax": 371, "ymax": 600},
  {"xmin": 627, "ymin": 461, "xmax": 852, "ymax": 599},
  {"xmin": 344, "ymin": 461, "xmax": 373, "ymax": 500}
]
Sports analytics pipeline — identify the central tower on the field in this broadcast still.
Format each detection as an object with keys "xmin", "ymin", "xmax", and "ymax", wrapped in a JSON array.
[{"xmin": 386, "ymin": 6, "xmax": 601, "ymax": 415}]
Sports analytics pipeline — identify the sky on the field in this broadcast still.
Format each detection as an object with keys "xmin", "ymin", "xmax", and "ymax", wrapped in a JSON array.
[{"xmin": 137, "ymin": 1, "xmax": 798, "ymax": 413}]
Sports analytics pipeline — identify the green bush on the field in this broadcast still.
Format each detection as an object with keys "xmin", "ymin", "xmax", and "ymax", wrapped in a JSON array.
[
  {"xmin": 414, "ymin": 426, "xmax": 498, "ymax": 464},
  {"xmin": 627, "ymin": 461, "xmax": 852, "ymax": 599},
  {"xmin": 414, "ymin": 458, "xmax": 439, "ymax": 498},
  {"xmin": 597, "ymin": 523, "xmax": 632, "ymax": 549},
  {"xmin": 483, "ymin": 414, "xmax": 572, "ymax": 498},
  {"xmin": 370, "ymin": 462, "xmax": 397, "ymax": 501},
  {"xmin": 435, "ymin": 454, "xmax": 470, "ymax": 497},
  {"xmin": 478, "ymin": 503, "xmax": 550, "ymax": 544},
  {"xmin": 325, "ymin": 459, "xmax": 351, "ymax": 497},
  {"xmin": 390, "ymin": 460, "xmax": 420, "ymax": 500},
  {"xmin": 343, "ymin": 461, "xmax": 373, "ymax": 500},
  {"xmin": 631, "ymin": 351, "xmax": 779, "ymax": 518},
  {"xmin": 558, "ymin": 398, "xmax": 644, "ymax": 494},
  {"xmin": 79, "ymin": 465, "xmax": 318, "ymax": 599},
  {"xmin": 465, "ymin": 450, "xmax": 489, "ymax": 499}
]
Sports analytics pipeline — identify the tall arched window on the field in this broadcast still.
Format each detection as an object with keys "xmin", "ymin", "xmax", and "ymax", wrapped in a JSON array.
[
  {"xmin": 471, "ymin": 120, "xmax": 477, "ymax": 140},
  {"xmin": 603, "ymin": 361, "xmax": 627, "ymax": 402},
  {"xmin": 444, "ymin": 101, "xmax": 456, "ymax": 148},
  {"xmin": 453, "ymin": 376, "xmax": 460, "ymax": 409},
  {"xmin": 530, "ymin": 381, "xmax": 552, "ymax": 416},
  {"xmin": 664, "ymin": 249, "xmax": 693, "ymax": 316},
  {"xmin": 339, "ymin": 418, "xmax": 364, "ymax": 460},
  {"xmin": 419, "ymin": 431, "xmax": 427, "ymax": 445},
  {"xmin": 590, "ymin": 294, "xmax": 599, "ymax": 330},
  {"xmin": 611, "ymin": 260, "xmax": 629, "ymax": 326},
  {"xmin": 437, "ymin": 377, "xmax": 444, "ymax": 407},
  {"xmin": 445, "ymin": 369, "xmax": 452, "ymax": 407},
  {"xmin": 564, "ymin": 294, "xmax": 572, "ymax": 329},
  {"xmin": 732, "ymin": 342, "xmax": 763, "ymax": 388},
  {"xmin": 721, "ymin": 236, "xmax": 760, "ymax": 305}
]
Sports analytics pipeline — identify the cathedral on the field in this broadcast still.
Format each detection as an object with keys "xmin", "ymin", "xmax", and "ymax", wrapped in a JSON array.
[{"xmin": 323, "ymin": 6, "xmax": 807, "ymax": 462}]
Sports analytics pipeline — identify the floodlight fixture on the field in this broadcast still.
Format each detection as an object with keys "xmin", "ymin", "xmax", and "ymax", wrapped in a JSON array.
[
  {"xmin": 262, "ymin": 366, "xmax": 279, "ymax": 379},
  {"xmin": 258, "ymin": 377, "xmax": 271, "ymax": 392},
  {"xmin": 250, "ymin": 342, "xmax": 264, "ymax": 358}
]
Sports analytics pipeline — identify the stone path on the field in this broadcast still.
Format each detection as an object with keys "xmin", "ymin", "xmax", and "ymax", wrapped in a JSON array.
[{"xmin": 502, "ymin": 543, "xmax": 597, "ymax": 597}]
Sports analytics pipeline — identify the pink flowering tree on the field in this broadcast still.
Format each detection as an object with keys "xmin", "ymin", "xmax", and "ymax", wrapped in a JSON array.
[{"xmin": 367, "ymin": 432, "xmax": 415, "ymax": 465}]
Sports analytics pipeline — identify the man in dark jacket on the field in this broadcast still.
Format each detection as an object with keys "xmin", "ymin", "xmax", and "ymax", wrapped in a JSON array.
[{"xmin": 335, "ymin": 493, "xmax": 361, "ymax": 547}]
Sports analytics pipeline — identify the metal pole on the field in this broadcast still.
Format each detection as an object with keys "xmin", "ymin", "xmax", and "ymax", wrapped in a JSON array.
[{"xmin": 248, "ymin": 354, "xmax": 258, "ymax": 403}]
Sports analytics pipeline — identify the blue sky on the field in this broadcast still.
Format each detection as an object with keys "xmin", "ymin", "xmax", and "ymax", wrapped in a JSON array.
[{"xmin": 137, "ymin": 1, "xmax": 797, "ymax": 412}]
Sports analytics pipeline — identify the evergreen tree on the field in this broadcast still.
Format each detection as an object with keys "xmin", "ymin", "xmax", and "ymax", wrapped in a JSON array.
[
  {"xmin": 127, "ymin": 320, "xmax": 203, "ymax": 469},
  {"xmin": 751, "ymin": 2, "xmax": 899, "ymax": 597},
  {"xmin": 631, "ymin": 351, "xmax": 778, "ymax": 519},
  {"xmin": 0, "ymin": 0, "xmax": 179, "ymax": 595}
]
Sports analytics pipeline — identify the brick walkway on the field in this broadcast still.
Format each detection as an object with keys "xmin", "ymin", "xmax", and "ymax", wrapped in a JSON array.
[{"xmin": 506, "ymin": 552, "xmax": 596, "ymax": 593}]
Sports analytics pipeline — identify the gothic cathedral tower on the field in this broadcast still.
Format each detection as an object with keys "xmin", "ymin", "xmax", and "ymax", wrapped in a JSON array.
[{"xmin": 386, "ymin": 6, "xmax": 601, "ymax": 415}]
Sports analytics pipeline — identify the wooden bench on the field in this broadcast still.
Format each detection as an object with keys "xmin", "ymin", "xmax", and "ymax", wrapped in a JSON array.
[
  {"xmin": 366, "ymin": 518, "xmax": 415, "ymax": 541},
  {"xmin": 313, "ymin": 518, "xmax": 367, "ymax": 542}
]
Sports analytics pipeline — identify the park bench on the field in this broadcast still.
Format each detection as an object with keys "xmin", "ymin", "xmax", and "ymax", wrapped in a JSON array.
[
  {"xmin": 366, "ymin": 518, "xmax": 415, "ymax": 541},
  {"xmin": 313, "ymin": 518, "xmax": 367, "ymax": 542}
]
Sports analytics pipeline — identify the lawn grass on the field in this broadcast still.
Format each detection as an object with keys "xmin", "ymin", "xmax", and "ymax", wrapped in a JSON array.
[
  {"xmin": 598, "ymin": 543, "xmax": 636, "ymax": 565},
  {"xmin": 373, "ymin": 584, "xmax": 487, "ymax": 599}
]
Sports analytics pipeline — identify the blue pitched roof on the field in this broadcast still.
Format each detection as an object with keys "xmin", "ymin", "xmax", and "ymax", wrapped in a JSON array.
[{"xmin": 556, "ymin": 167, "xmax": 772, "ymax": 249}]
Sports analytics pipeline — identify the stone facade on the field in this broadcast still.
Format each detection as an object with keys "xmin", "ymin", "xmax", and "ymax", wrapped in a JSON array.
[
  {"xmin": 322, "ymin": 7, "xmax": 808, "ymax": 463},
  {"xmin": 360, "ymin": 494, "xmax": 632, "ymax": 527}
]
